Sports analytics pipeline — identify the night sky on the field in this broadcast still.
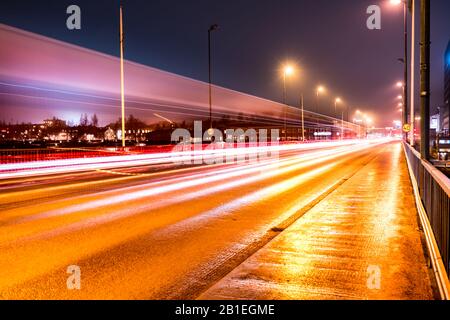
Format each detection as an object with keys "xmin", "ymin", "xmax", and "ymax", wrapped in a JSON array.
[{"xmin": 1, "ymin": 0, "xmax": 449, "ymax": 127}]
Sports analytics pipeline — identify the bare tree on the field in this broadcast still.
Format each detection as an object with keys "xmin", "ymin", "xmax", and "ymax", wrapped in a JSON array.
[
  {"xmin": 91, "ymin": 114, "xmax": 99, "ymax": 127},
  {"xmin": 80, "ymin": 113, "xmax": 88, "ymax": 127}
]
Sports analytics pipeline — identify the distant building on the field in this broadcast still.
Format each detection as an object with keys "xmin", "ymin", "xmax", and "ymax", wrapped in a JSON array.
[
  {"xmin": 43, "ymin": 118, "xmax": 66, "ymax": 128},
  {"xmin": 443, "ymin": 40, "xmax": 450, "ymax": 133},
  {"xmin": 47, "ymin": 132, "xmax": 71, "ymax": 141},
  {"xmin": 104, "ymin": 127, "xmax": 116, "ymax": 141}
]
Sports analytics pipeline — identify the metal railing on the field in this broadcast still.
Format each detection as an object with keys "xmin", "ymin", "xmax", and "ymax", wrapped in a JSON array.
[
  {"xmin": 403, "ymin": 142, "xmax": 450, "ymax": 284},
  {"xmin": 0, "ymin": 146, "xmax": 185, "ymax": 164}
]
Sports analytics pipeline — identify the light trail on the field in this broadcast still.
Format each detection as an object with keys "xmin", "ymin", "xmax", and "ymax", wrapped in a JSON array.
[
  {"xmin": 0, "ymin": 139, "xmax": 410, "ymax": 299},
  {"xmin": 0, "ymin": 82, "xmax": 286, "ymax": 127},
  {"xmin": 0, "ymin": 140, "xmax": 379, "ymax": 179},
  {"xmin": 0, "ymin": 139, "xmax": 389, "ymax": 238},
  {"xmin": 0, "ymin": 85, "xmax": 352, "ymax": 131},
  {"xmin": 0, "ymin": 24, "xmax": 362, "ymax": 133}
]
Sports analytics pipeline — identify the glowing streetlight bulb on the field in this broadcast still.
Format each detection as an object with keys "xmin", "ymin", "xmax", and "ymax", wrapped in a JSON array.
[
  {"xmin": 317, "ymin": 86, "xmax": 325, "ymax": 94},
  {"xmin": 284, "ymin": 65, "xmax": 294, "ymax": 76}
]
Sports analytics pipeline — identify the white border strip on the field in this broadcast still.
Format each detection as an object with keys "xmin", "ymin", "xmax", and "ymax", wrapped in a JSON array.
[{"xmin": 402, "ymin": 142, "xmax": 450, "ymax": 300}]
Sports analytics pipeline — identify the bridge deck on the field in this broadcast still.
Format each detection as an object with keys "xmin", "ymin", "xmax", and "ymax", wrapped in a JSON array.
[{"xmin": 200, "ymin": 142, "xmax": 437, "ymax": 300}]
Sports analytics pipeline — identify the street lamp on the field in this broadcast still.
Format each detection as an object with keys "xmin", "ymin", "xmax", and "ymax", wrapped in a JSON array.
[
  {"xmin": 391, "ymin": 0, "xmax": 413, "ymax": 144},
  {"xmin": 314, "ymin": 86, "xmax": 325, "ymax": 139},
  {"xmin": 335, "ymin": 100, "xmax": 345, "ymax": 140},
  {"xmin": 341, "ymin": 105, "xmax": 346, "ymax": 140},
  {"xmin": 353, "ymin": 110, "xmax": 364, "ymax": 138},
  {"xmin": 119, "ymin": 3, "xmax": 126, "ymax": 147},
  {"xmin": 334, "ymin": 97, "xmax": 341, "ymax": 118},
  {"xmin": 282, "ymin": 65, "xmax": 295, "ymax": 104},
  {"xmin": 300, "ymin": 93, "xmax": 305, "ymax": 141},
  {"xmin": 316, "ymin": 86, "xmax": 325, "ymax": 113},
  {"xmin": 208, "ymin": 24, "xmax": 219, "ymax": 133},
  {"xmin": 282, "ymin": 64, "xmax": 295, "ymax": 141},
  {"xmin": 334, "ymin": 98, "xmax": 342, "ymax": 140}
]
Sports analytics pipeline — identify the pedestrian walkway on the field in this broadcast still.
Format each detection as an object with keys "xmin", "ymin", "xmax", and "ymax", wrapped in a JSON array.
[{"xmin": 199, "ymin": 142, "xmax": 437, "ymax": 300}]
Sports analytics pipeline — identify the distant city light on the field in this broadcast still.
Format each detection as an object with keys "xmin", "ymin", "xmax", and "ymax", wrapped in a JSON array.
[
  {"xmin": 393, "ymin": 120, "xmax": 402, "ymax": 129},
  {"xmin": 390, "ymin": 0, "xmax": 402, "ymax": 5}
]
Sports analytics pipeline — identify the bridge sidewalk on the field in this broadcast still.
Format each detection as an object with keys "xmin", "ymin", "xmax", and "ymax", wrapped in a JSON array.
[{"xmin": 199, "ymin": 142, "xmax": 437, "ymax": 300}]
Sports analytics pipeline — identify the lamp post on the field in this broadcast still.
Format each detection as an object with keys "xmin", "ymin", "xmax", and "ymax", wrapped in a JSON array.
[
  {"xmin": 355, "ymin": 110, "xmax": 364, "ymax": 139},
  {"xmin": 334, "ymin": 98, "xmax": 342, "ymax": 140},
  {"xmin": 402, "ymin": 0, "xmax": 409, "ymax": 142},
  {"xmin": 208, "ymin": 24, "xmax": 219, "ymax": 133},
  {"xmin": 347, "ymin": 106, "xmax": 351, "ymax": 123},
  {"xmin": 366, "ymin": 117, "xmax": 373, "ymax": 137},
  {"xmin": 334, "ymin": 97, "xmax": 341, "ymax": 118},
  {"xmin": 335, "ymin": 97, "xmax": 341, "ymax": 139},
  {"xmin": 282, "ymin": 65, "xmax": 294, "ymax": 141},
  {"xmin": 419, "ymin": 0, "xmax": 430, "ymax": 160},
  {"xmin": 315, "ymin": 86, "xmax": 325, "ymax": 138},
  {"xmin": 391, "ymin": 0, "xmax": 412, "ymax": 143},
  {"xmin": 336, "ymin": 102, "xmax": 346, "ymax": 141},
  {"xmin": 346, "ymin": 105, "xmax": 353, "ymax": 137},
  {"xmin": 396, "ymin": 81, "xmax": 407, "ymax": 140},
  {"xmin": 119, "ymin": 3, "xmax": 126, "ymax": 147},
  {"xmin": 316, "ymin": 86, "xmax": 325, "ymax": 114},
  {"xmin": 300, "ymin": 93, "xmax": 305, "ymax": 141},
  {"xmin": 410, "ymin": 0, "xmax": 415, "ymax": 146}
]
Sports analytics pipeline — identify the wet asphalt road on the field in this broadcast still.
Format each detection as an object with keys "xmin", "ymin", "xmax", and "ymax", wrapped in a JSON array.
[
  {"xmin": 200, "ymin": 142, "xmax": 435, "ymax": 300},
  {"xmin": 0, "ymin": 140, "xmax": 422, "ymax": 299}
]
